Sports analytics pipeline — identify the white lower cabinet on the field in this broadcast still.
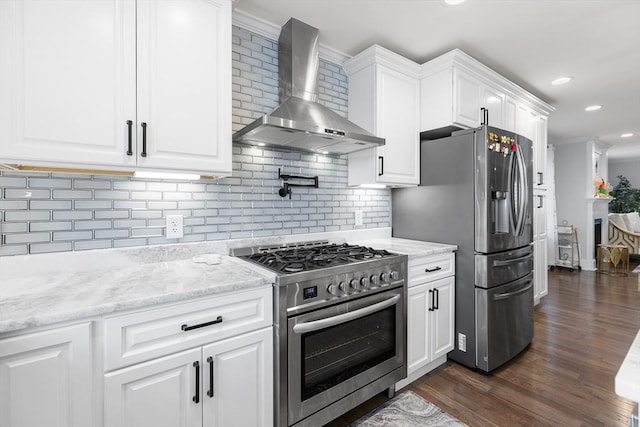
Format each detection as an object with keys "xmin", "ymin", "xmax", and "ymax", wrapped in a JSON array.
[
  {"xmin": 397, "ymin": 253, "xmax": 455, "ymax": 390},
  {"xmin": 104, "ymin": 327, "xmax": 272, "ymax": 427},
  {"xmin": 0, "ymin": 322, "xmax": 94, "ymax": 427},
  {"xmin": 103, "ymin": 287, "xmax": 273, "ymax": 427}
]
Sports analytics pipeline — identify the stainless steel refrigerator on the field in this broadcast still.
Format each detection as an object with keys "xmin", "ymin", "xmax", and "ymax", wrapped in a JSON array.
[{"xmin": 392, "ymin": 125, "xmax": 534, "ymax": 373}]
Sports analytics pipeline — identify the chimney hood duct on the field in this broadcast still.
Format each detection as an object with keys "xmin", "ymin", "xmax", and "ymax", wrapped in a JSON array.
[{"xmin": 232, "ymin": 18, "xmax": 385, "ymax": 155}]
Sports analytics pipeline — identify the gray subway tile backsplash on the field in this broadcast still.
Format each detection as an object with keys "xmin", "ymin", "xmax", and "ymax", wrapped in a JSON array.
[{"xmin": 0, "ymin": 25, "xmax": 391, "ymax": 256}]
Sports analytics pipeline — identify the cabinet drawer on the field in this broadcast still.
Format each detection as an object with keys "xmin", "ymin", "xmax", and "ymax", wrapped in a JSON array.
[
  {"xmin": 408, "ymin": 252, "xmax": 455, "ymax": 286},
  {"xmin": 103, "ymin": 287, "xmax": 272, "ymax": 372}
]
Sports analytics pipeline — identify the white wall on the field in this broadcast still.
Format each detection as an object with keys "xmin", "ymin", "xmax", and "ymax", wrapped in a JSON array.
[
  {"xmin": 554, "ymin": 141, "xmax": 588, "ymax": 242},
  {"xmin": 609, "ymin": 158, "xmax": 640, "ymax": 188},
  {"xmin": 553, "ymin": 139, "xmax": 609, "ymax": 270}
]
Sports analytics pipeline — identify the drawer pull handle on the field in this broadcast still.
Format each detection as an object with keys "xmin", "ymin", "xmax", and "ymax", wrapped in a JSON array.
[
  {"xmin": 207, "ymin": 356, "xmax": 214, "ymax": 398},
  {"xmin": 181, "ymin": 316, "xmax": 223, "ymax": 332},
  {"xmin": 192, "ymin": 361, "xmax": 200, "ymax": 404},
  {"xmin": 425, "ymin": 266, "xmax": 442, "ymax": 273},
  {"xmin": 428, "ymin": 289, "xmax": 434, "ymax": 311}
]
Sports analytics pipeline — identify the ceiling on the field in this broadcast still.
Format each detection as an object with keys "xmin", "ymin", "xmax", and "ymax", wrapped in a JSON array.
[{"xmin": 233, "ymin": 0, "xmax": 640, "ymax": 160}]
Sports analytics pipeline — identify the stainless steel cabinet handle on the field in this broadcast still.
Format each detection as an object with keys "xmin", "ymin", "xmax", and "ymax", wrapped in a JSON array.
[
  {"xmin": 293, "ymin": 294, "xmax": 400, "ymax": 334},
  {"xmin": 425, "ymin": 266, "xmax": 442, "ymax": 273},
  {"xmin": 537, "ymin": 172, "xmax": 544, "ymax": 186},
  {"xmin": 434, "ymin": 288, "xmax": 439, "ymax": 310},
  {"xmin": 207, "ymin": 356, "xmax": 214, "ymax": 398},
  {"xmin": 378, "ymin": 156, "xmax": 384, "ymax": 176}
]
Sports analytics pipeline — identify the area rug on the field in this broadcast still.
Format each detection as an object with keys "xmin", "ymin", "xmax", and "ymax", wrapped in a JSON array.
[{"xmin": 350, "ymin": 391, "xmax": 468, "ymax": 426}]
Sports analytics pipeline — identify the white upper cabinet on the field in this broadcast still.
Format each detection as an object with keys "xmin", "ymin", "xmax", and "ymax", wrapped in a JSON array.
[
  {"xmin": 0, "ymin": 0, "xmax": 232, "ymax": 176},
  {"xmin": 135, "ymin": 0, "xmax": 231, "ymax": 174},
  {"xmin": 419, "ymin": 49, "xmax": 553, "ymax": 137},
  {"xmin": 344, "ymin": 45, "xmax": 421, "ymax": 187},
  {"xmin": 0, "ymin": 0, "xmax": 137, "ymax": 168}
]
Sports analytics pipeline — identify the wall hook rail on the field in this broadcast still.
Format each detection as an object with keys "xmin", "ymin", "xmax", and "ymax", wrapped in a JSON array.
[{"xmin": 278, "ymin": 168, "xmax": 318, "ymax": 199}]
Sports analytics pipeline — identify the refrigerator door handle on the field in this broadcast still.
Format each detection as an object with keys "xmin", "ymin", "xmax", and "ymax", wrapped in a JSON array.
[
  {"xmin": 493, "ymin": 282, "xmax": 533, "ymax": 301},
  {"xmin": 511, "ymin": 145, "xmax": 529, "ymax": 237},
  {"xmin": 492, "ymin": 253, "xmax": 533, "ymax": 267}
]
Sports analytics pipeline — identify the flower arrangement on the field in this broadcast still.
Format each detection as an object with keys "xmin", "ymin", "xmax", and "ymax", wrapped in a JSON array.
[{"xmin": 593, "ymin": 175, "xmax": 612, "ymax": 198}]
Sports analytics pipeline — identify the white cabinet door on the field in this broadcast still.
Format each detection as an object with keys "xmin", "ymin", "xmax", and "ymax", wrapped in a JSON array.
[
  {"xmin": 406, "ymin": 283, "xmax": 431, "ymax": 372},
  {"xmin": 0, "ymin": 323, "xmax": 93, "ymax": 427},
  {"xmin": 372, "ymin": 66, "xmax": 420, "ymax": 185},
  {"xmin": 533, "ymin": 115, "xmax": 548, "ymax": 189},
  {"xmin": 203, "ymin": 327, "xmax": 273, "ymax": 427},
  {"xmin": 453, "ymin": 69, "xmax": 482, "ymax": 129},
  {"xmin": 516, "ymin": 103, "xmax": 536, "ymax": 141},
  {"xmin": 406, "ymin": 277, "xmax": 455, "ymax": 373},
  {"xmin": 104, "ymin": 347, "xmax": 202, "ymax": 427},
  {"xmin": 430, "ymin": 277, "xmax": 455, "ymax": 360},
  {"xmin": 533, "ymin": 193, "xmax": 548, "ymax": 304},
  {"xmin": 346, "ymin": 47, "xmax": 420, "ymax": 187},
  {"xmin": 0, "ymin": 0, "xmax": 136, "ymax": 168},
  {"xmin": 136, "ymin": 0, "xmax": 231, "ymax": 175},
  {"xmin": 481, "ymin": 85, "xmax": 505, "ymax": 129},
  {"xmin": 504, "ymin": 96, "xmax": 517, "ymax": 133}
]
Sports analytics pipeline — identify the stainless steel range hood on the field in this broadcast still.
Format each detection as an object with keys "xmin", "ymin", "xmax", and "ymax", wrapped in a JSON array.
[{"xmin": 232, "ymin": 18, "xmax": 385, "ymax": 155}]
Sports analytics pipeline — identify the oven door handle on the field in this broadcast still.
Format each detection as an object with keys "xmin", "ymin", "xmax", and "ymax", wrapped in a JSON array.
[{"xmin": 292, "ymin": 294, "xmax": 401, "ymax": 334}]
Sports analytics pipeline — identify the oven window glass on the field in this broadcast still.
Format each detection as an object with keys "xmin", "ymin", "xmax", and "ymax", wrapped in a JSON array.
[{"xmin": 301, "ymin": 305, "xmax": 396, "ymax": 401}]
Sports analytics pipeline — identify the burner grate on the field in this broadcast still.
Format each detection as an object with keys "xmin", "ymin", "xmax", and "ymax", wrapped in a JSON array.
[{"xmin": 241, "ymin": 242, "xmax": 395, "ymax": 274}]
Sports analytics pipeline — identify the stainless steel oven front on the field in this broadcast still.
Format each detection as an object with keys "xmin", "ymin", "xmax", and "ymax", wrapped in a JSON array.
[{"xmin": 276, "ymin": 261, "xmax": 407, "ymax": 427}]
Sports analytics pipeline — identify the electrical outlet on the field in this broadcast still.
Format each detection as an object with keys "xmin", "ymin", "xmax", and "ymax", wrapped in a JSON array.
[
  {"xmin": 458, "ymin": 333, "xmax": 466, "ymax": 352},
  {"xmin": 166, "ymin": 215, "xmax": 184, "ymax": 239},
  {"xmin": 354, "ymin": 210, "xmax": 363, "ymax": 226}
]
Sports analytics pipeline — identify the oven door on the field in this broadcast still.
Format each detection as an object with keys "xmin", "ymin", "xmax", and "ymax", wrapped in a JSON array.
[{"xmin": 287, "ymin": 287, "xmax": 405, "ymax": 425}]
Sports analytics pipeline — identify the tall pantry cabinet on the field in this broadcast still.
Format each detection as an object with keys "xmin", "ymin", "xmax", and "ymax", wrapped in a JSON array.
[{"xmin": 0, "ymin": 0, "xmax": 232, "ymax": 176}]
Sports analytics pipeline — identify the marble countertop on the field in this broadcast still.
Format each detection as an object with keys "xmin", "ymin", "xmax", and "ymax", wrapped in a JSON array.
[
  {"xmin": 0, "ymin": 255, "xmax": 276, "ymax": 334},
  {"xmin": 352, "ymin": 237, "xmax": 457, "ymax": 258},
  {"xmin": 615, "ymin": 328, "xmax": 640, "ymax": 403},
  {"xmin": 0, "ymin": 228, "xmax": 456, "ymax": 335}
]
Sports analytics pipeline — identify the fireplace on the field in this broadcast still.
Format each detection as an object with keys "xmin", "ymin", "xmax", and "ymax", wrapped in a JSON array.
[{"xmin": 594, "ymin": 218, "xmax": 602, "ymax": 258}]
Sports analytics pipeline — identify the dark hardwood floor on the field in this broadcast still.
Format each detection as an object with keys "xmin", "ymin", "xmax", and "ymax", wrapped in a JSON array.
[{"xmin": 326, "ymin": 259, "xmax": 640, "ymax": 426}]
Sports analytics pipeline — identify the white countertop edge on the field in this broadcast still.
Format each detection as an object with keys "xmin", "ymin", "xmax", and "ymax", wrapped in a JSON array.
[{"xmin": 615, "ymin": 328, "xmax": 640, "ymax": 403}]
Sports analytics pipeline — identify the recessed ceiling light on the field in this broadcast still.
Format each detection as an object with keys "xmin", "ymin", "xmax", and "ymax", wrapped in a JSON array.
[
  {"xmin": 443, "ymin": 0, "xmax": 467, "ymax": 5},
  {"xmin": 585, "ymin": 105, "xmax": 602, "ymax": 112},
  {"xmin": 257, "ymin": 143, "xmax": 266, "ymax": 146},
  {"xmin": 551, "ymin": 76, "xmax": 573, "ymax": 85},
  {"xmin": 621, "ymin": 133, "xmax": 634, "ymax": 138}
]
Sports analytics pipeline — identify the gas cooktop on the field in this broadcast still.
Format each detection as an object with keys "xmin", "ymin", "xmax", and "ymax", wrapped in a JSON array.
[{"xmin": 232, "ymin": 241, "xmax": 398, "ymax": 275}]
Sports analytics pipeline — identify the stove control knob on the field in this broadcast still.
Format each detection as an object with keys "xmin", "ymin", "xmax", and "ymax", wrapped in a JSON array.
[
  {"xmin": 369, "ymin": 274, "xmax": 379, "ymax": 286},
  {"xmin": 360, "ymin": 277, "xmax": 370, "ymax": 288},
  {"xmin": 338, "ymin": 281, "xmax": 347, "ymax": 292},
  {"xmin": 380, "ymin": 272, "xmax": 389, "ymax": 282},
  {"xmin": 327, "ymin": 284, "xmax": 341, "ymax": 296},
  {"xmin": 350, "ymin": 279, "xmax": 359, "ymax": 290},
  {"xmin": 390, "ymin": 271, "xmax": 400, "ymax": 280}
]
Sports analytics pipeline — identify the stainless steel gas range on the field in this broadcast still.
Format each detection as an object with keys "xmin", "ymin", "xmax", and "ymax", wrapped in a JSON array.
[{"xmin": 232, "ymin": 241, "xmax": 408, "ymax": 427}]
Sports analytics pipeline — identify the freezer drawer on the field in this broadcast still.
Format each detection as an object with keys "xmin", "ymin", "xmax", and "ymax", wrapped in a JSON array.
[
  {"xmin": 475, "ymin": 245, "xmax": 533, "ymax": 289},
  {"xmin": 475, "ymin": 272, "xmax": 534, "ymax": 373}
]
